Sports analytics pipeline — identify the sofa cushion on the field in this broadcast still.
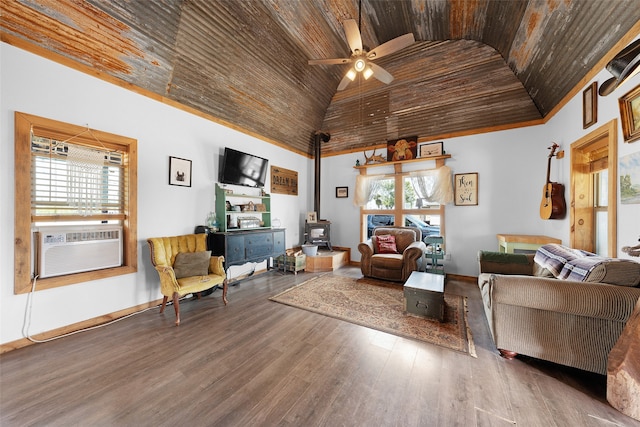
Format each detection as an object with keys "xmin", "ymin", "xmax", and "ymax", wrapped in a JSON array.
[
  {"xmin": 478, "ymin": 251, "xmax": 536, "ymax": 276},
  {"xmin": 173, "ymin": 250, "xmax": 211, "ymax": 279},
  {"xmin": 566, "ymin": 258, "xmax": 640, "ymax": 287},
  {"xmin": 374, "ymin": 234, "xmax": 399, "ymax": 254},
  {"xmin": 371, "ymin": 253, "xmax": 404, "ymax": 269}
]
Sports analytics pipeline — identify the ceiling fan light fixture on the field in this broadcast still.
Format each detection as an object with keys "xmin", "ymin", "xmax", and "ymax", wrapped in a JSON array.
[
  {"xmin": 346, "ymin": 69, "xmax": 357, "ymax": 81},
  {"xmin": 363, "ymin": 67, "xmax": 374, "ymax": 80},
  {"xmin": 354, "ymin": 58, "xmax": 366, "ymax": 72}
]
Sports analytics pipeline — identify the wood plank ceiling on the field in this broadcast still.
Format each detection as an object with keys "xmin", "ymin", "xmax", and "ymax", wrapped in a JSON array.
[{"xmin": 2, "ymin": 0, "xmax": 639, "ymax": 157}]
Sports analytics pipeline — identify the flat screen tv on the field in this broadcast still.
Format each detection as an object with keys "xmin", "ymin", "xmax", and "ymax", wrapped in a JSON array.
[{"xmin": 219, "ymin": 147, "xmax": 268, "ymax": 188}]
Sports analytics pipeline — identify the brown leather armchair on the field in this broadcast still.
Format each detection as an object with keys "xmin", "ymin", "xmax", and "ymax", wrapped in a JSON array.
[{"xmin": 358, "ymin": 226, "xmax": 426, "ymax": 282}]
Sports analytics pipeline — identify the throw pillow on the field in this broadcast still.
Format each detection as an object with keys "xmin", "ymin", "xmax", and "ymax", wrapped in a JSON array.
[
  {"xmin": 376, "ymin": 234, "xmax": 399, "ymax": 254},
  {"xmin": 173, "ymin": 251, "xmax": 211, "ymax": 279}
]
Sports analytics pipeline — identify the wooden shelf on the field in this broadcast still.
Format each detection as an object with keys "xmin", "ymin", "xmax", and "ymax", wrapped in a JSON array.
[
  {"xmin": 354, "ymin": 154, "xmax": 451, "ymax": 171},
  {"xmin": 225, "ymin": 193, "xmax": 269, "ymax": 200},
  {"xmin": 216, "ymin": 184, "xmax": 271, "ymax": 232}
]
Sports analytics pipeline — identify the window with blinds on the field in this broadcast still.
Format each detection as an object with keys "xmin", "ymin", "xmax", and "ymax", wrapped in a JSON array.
[
  {"xmin": 31, "ymin": 136, "xmax": 124, "ymax": 220},
  {"xmin": 15, "ymin": 111, "xmax": 138, "ymax": 293}
]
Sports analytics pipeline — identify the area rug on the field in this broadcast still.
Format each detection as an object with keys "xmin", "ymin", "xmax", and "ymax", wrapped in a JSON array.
[{"xmin": 270, "ymin": 275, "xmax": 476, "ymax": 357}]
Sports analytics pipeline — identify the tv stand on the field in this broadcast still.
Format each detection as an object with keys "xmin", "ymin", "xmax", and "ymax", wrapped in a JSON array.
[{"xmin": 208, "ymin": 228, "xmax": 286, "ymax": 270}]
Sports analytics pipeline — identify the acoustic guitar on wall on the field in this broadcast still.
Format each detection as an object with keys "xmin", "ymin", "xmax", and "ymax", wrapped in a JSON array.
[{"xmin": 539, "ymin": 143, "xmax": 566, "ymax": 220}]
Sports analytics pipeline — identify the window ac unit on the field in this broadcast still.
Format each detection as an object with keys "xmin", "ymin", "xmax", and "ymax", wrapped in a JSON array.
[{"xmin": 35, "ymin": 225, "xmax": 123, "ymax": 278}]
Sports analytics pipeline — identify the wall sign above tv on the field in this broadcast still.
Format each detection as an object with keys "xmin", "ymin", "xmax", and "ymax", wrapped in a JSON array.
[
  {"xmin": 271, "ymin": 165, "xmax": 298, "ymax": 195},
  {"xmin": 219, "ymin": 147, "xmax": 268, "ymax": 188}
]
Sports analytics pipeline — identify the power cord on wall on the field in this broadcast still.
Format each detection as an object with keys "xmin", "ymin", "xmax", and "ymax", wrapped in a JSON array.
[{"xmin": 21, "ymin": 275, "xmax": 184, "ymax": 343}]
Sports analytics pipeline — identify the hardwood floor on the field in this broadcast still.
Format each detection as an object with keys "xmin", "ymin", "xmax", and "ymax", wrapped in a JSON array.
[{"xmin": 1, "ymin": 267, "xmax": 638, "ymax": 426}]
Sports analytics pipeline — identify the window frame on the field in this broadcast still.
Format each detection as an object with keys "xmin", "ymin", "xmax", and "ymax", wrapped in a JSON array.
[
  {"xmin": 360, "ymin": 162, "xmax": 446, "ymax": 243},
  {"xmin": 14, "ymin": 112, "xmax": 138, "ymax": 294}
]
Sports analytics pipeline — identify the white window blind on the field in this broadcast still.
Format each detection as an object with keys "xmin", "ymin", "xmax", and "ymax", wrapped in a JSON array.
[{"xmin": 31, "ymin": 136, "xmax": 124, "ymax": 218}]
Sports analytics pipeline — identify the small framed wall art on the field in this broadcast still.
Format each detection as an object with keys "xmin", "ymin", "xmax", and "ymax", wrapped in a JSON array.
[
  {"xmin": 169, "ymin": 156, "xmax": 192, "ymax": 187},
  {"xmin": 306, "ymin": 211, "xmax": 317, "ymax": 223},
  {"xmin": 582, "ymin": 82, "xmax": 597, "ymax": 129},
  {"xmin": 454, "ymin": 172, "xmax": 478, "ymax": 206},
  {"xmin": 619, "ymin": 84, "xmax": 640, "ymax": 143},
  {"xmin": 336, "ymin": 186, "xmax": 348, "ymax": 198},
  {"xmin": 418, "ymin": 141, "xmax": 444, "ymax": 158}
]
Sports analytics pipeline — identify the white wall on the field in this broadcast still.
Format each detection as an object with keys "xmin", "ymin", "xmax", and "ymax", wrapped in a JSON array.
[
  {"xmin": 3, "ymin": 36, "xmax": 640, "ymax": 345},
  {"xmin": 321, "ymin": 47, "xmax": 640, "ymax": 277},
  {"xmin": 0, "ymin": 43, "xmax": 312, "ymax": 344}
]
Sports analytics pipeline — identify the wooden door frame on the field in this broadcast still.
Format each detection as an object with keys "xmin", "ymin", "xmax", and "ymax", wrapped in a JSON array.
[{"xmin": 570, "ymin": 119, "xmax": 618, "ymax": 256}]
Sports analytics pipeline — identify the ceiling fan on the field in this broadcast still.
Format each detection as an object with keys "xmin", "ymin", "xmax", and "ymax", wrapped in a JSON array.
[{"xmin": 308, "ymin": 18, "xmax": 415, "ymax": 90}]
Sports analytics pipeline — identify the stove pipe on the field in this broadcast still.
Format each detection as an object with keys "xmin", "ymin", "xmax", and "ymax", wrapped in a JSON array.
[{"xmin": 314, "ymin": 131, "xmax": 331, "ymax": 219}]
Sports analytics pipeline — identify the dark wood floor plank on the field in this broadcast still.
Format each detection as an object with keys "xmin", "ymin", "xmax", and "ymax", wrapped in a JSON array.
[{"xmin": 1, "ymin": 268, "xmax": 639, "ymax": 426}]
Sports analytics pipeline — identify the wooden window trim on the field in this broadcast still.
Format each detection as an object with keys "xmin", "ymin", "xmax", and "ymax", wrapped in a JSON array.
[
  {"xmin": 14, "ymin": 112, "xmax": 138, "ymax": 294},
  {"xmin": 359, "ymin": 158, "xmax": 447, "ymax": 242}
]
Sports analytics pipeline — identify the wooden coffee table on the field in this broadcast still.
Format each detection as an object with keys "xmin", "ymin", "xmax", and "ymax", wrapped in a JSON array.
[{"xmin": 403, "ymin": 271, "xmax": 445, "ymax": 321}]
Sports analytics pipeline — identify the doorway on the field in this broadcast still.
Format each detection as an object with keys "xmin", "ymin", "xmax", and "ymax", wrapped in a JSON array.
[{"xmin": 570, "ymin": 120, "xmax": 618, "ymax": 256}]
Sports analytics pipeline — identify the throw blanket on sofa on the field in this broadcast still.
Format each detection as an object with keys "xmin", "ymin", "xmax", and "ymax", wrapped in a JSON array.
[
  {"xmin": 534, "ymin": 243, "xmax": 640, "ymax": 286},
  {"xmin": 534, "ymin": 244, "xmax": 595, "ymax": 279}
]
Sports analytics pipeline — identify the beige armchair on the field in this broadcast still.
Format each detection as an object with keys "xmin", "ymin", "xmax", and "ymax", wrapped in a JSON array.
[
  {"xmin": 148, "ymin": 233, "xmax": 227, "ymax": 325},
  {"xmin": 358, "ymin": 226, "xmax": 426, "ymax": 282}
]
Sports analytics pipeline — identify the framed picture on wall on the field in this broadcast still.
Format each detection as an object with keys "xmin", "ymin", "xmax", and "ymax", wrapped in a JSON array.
[
  {"xmin": 335, "ymin": 186, "xmax": 348, "ymax": 198},
  {"xmin": 387, "ymin": 136, "xmax": 418, "ymax": 161},
  {"xmin": 418, "ymin": 141, "xmax": 444, "ymax": 158},
  {"xmin": 169, "ymin": 156, "xmax": 192, "ymax": 187},
  {"xmin": 583, "ymin": 82, "xmax": 597, "ymax": 129},
  {"xmin": 619, "ymin": 84, "xmax": 640, "ymax": 143},
  {"xmin": 454, "ymin": 173, "xmax": 478, "ymax": 206}
]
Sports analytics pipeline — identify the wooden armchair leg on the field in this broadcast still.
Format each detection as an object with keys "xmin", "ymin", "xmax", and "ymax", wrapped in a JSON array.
[
  {"xmin": 159, "ymin": 296, "xmax": 168, "ymax": 314},
  {"xmin": 173, "ymin": 292, "xmax": 181, "ymax": 325},
  {"xmin": 222, "ymin": 279, "xmax": 229, "ymax": 305}
]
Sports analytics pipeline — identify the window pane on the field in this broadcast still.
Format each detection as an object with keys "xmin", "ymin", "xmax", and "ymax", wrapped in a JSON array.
[
  {"xmin": 366, "ymin": 214, "xmax": 395, "ymax": 237},
  {"xmin": 31, "ymin": 137, "xmax": 124, "ymax": 216},
  {"xmin": 596, "ymin": 170, "xmax": 608, "ymax": 207},
  {"xmin": 364, "ymin": 177, "xmax": 395, "ymax": 209},
  {"xmin": 403, "ymin": 176, "xmax": 440, "ymax": 209},
  {"xmin": 404, "ymin": 214, "xmax": 441, "ymax": 238},
  {"xmin": 595, "ymin": 210, "xmax": 608, "ymax": 256}
]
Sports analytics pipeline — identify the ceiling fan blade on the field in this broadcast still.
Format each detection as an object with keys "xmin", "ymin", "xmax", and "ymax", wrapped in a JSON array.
[
  {"xmin": 308, "ymin": 58, "xmax": 352, "ymax": 65},
  {"xmin": 369, "ymin": 63, "xmax": 394, "ymax": 84},
  {"xmin": 337, "ymin": 73, "xmax": 352, "ymax": 91},
  {"xmin": 343, "ymin": 19, "xmax": 363, "ymax": 54},
  {"xmin": 367, "ymin": 33, "xmax": 415, "ymax": 60}
]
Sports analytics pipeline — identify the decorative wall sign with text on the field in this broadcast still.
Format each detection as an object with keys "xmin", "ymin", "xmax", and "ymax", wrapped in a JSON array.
[
  {"xmin": 271, "ymin": 165, "xmax": 298, "ymax": 195},
  {"xmin": 454, "ymin": 173, "xmax": 478, "ymax": 206}
]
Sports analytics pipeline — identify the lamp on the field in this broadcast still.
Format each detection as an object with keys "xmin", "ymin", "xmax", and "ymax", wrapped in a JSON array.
[
  {"xmin": 354, "ymin": 58, "xmax": 366, "ymax": 72},
  {"xmin": 346, "ymin": 69, "xmax": 357, "ymax": 81},
  {"xmin": 363, "ymin": 67, "xmax": 374, "ymax": 80}
]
